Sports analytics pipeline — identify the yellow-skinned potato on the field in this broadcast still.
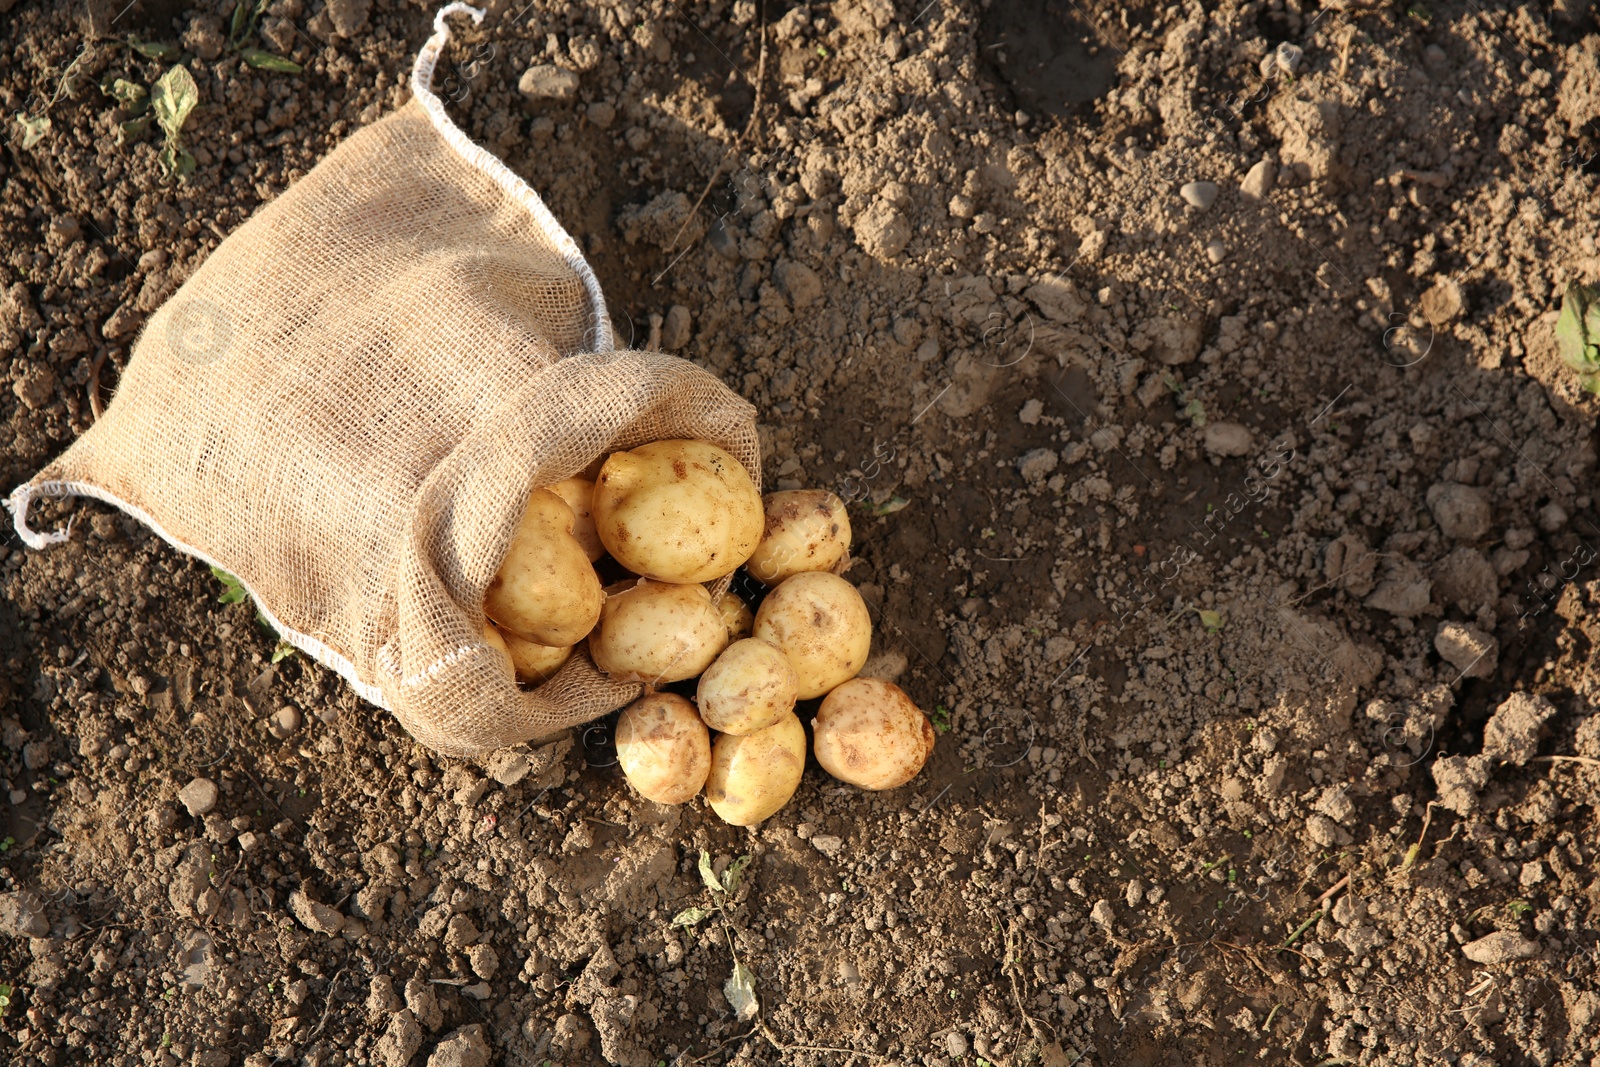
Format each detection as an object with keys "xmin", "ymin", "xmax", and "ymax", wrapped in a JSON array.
[
  {"xmin": 753, "ymin": 572, "xmax": 872, "ymax": 699},
  {"xmin": 546, "ymin": 477, "xmax": 604, "ymax": 563},
  {"xmin": 493, "ymin": 623, "xmax": 572, "ymax": 684},
  {"xmin": 589, "ymin": 579, "xmax": 728, "ymax": 683},
  {"xmin": 696, "ymin": 638, "xmax": 798, "ymax": 735},
  {"xmin": 745, "ymin": 490, "xmax": 852, "ymax": 585},
  {"xmin": 813, "ymin": 678, "xmax": 935, "ymax": 790},
  {"xmin": 485, "ymin": 489, "xmax": 603, "ymax": 647},
  {"xmin": 615, "ymin": 693, "xmax": 711, "ymax": 805},
  {"xmin": 482, "ymin": 620, "xmax": 514, "ymax": 680},
  {"xmin": 593, "ymin": 440, "xmax": 763, "ymax": 584},
  {"xmin": 705, "ymin": 709, "xmax": 806, "ymax": 826},
  {"xmin": 718, "ymin": 595, "xmax": 754, "ymax": 641}
]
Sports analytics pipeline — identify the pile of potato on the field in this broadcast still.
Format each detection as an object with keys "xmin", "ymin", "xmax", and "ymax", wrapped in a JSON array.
[{"xmin": 482, "ymin": 439, "xmax": 936, "ymax": 826}]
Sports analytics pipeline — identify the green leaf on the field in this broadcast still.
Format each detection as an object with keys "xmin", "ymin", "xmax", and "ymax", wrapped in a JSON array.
[
  {"xmin": 151, "ymin": 65, "xmax": 199, "ymax": 143},
  {"xmin": 1555, "ymin": 281, "xmax": 1600, "ymax": 392},
  {"xmin": 723, "ymin": 960, "xmax": 759, "ymax": 1021},
  {"xmin": 670, "ymin": 906, "xmax": 712, "ymax": 927},
  {"xmin": 239, "ymin": 49, "xmax": 302, "ymax": 73},
  {"xmin": 867, "ymin": 496, "xmax": 910, "ymax": 516},
  {"xmin": 697, "ymin": 851, "xmax": 722, "ymax": 895},
  {"xmin": 1184, "ymin": 398, "xmax": 1207, "ymax": 427},
  {"xmin": 14, "ymin": 113, "xmax": 50, "ymax": 150},
  {"xmin": 1197, "ymin": 608, "xmax": 1223, "ymax": 632},
  {"xmin": 129, "ymin": 38, "xmax": 180, "ymax": 60},
  {"xmin": 213, "ymin": 566, "xmax": 248, "ymax": 604},
  {"xmin": 270, "ymin": 639, "xmax": 298, "ymax": 664},
  {"xmin": 720, "ymin": 855, "xmax": 752, "ymax": 896},
  {"xmin": 230, "ymin": 0, "xmax": 252, "ymax": 43}
]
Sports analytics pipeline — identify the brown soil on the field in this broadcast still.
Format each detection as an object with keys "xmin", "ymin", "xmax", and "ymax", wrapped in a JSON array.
[{"xmin": 3, "ymin": 0, "xmax": 1599, "ymax": 1065}]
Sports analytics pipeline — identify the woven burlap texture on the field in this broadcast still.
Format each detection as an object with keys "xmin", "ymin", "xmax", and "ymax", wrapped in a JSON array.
[{"xmin": 5, "ymin": 7, "xmax": 760, "ymax": 756}]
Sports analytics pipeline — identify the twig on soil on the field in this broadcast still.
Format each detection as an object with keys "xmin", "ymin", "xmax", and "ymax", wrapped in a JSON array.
[
  {"xmin": 661, "ymin": 9, "xmax": 768, "ymax": 257},
  {"xmin": 87, "ymin": 347, "xmax": 111, "ymax": 421},
  {"xmin": 1530, "ymin": 754, "xmax": 1600, "ymax": 768},
  {"xmin": 757, "ymin": 1018, "xmax": 889, "ymax": 1064},
  {"xmin": 303, "ymin": 966, "xmax": 350, "ymax": 1044},
  {"xmin": 913, "ymin": 782, "xmax": 952, "ymax": 822},
  {"xmin": 1315, "ymin": 873, "xmax": 1351, "ymax": 907},
  {"xmin": 1003, "ymin": 922, "xmax": 1056, "ymax": 1046},
  {"xmin": 1400, "ymin": 801, "xmax": 1439, "ymax": 871}
]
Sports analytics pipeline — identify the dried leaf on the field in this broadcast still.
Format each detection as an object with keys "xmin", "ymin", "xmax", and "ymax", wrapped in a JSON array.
[
  {"xmin": 14, "ymin": 113, "xmax": 50, "ymax": 150},
  {"xmin": 118, "ymin": 116, "xmax": 151, "ymax": 145},
  {"xmin": 239, "ymin": 49, "xmax": 303, "ymax": 73},
  {"xmin": 867, "ymin": 496, "xmax": 910, "ymax": 516},
  {"xmin": 151, "ymin": 65, "xmax": 199, "ymax": 143},
  {"xmin": 697, "ymin": 850, "xmax": 722, "ymax": 895},
  {"xmin": 159, "ymin": 143, "xmax": 197, "ymax": 181},
  {"xmin": 720, "ymin": 855, "xmax": 752, "ymax": 896},
  {"xmin": 128, "ymin": 38, "xmax": 180, "ymax": 60},
  {"xmin": 723, "ymin": 961, "xmax": 759, "ymax": 1021},
  {"xmin": 670, "ymin": 906, "xmax": 712, "ymax": 927}
]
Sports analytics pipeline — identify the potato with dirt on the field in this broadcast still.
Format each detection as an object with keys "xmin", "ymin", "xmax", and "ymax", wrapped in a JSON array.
[
  {"xmin": 484, "ymin": 489, "xmax": 603, "ymax": 647},
  {"xmin": 812, "ymin": 678, "xmax": 935, "ymax": 790},
  {"xmin": 696, "ymin": 637, "xmax": 799, "ymax": 735},
  {"xmin": 704, "ymin": 708, "xmax": 807, "ymax": 826},
  {"xmin": 745, "ymin": 489, "xmax": 852, "ymax": 585},
  {"xmin": 588, "ymin": 578, "xmax": 728, "ymax": 683},
  {"xmin": 753, "ymin": 571, "xmax": 872, "ymax": 699},
  {"xmin": 592, "ymin": 439, "xmax": 763, "ymax": 583},
  {"xmin": 615, "ymin": 693, "xmax": 712, "ymax": 805}
]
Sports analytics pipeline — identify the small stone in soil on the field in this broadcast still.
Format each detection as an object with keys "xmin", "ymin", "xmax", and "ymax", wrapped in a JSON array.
[
  {"xmin": 268, "ymin": 706, "xmax": 301, "ymax": 739},
  {"xmin": 1180, "ymin": 181, "xmax": 1219, "ymax": 210},
  {"xmin": 179, "ymin": 777, "xmax": 219, "ymax": 817},
  {"xmin": 1461, "ymin": 930, "xmax": 1539, "ymax": 965},
  {"xmin": 1241, "ymin": 159, "xmax": 1276, "ymax": 200},
  {"xmin": 1205, "ymin": 239, "xmax": 1227, "ymax": 263},
  {"xmin": 1203, "ymin": 422, "xmax": 1253, "ymax": 457},
  {"xmin": 519, "ymin": 65, "xmax": 580, "ymax": 102}
]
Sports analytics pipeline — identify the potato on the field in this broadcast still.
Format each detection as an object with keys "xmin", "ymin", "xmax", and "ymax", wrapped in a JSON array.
[
  {"xmin": 481, "ymin": 619, "xmax": 514, "ymax": 679},
  {"xmin": 493, "ymin": 623, "xmax": 572, "ymax": 684},
  {"xmin": 752, "ymin": 572, "xmax": 872, "ymax": 699},
  {"xmin": 813, "ymin": 678, "xmax": 935, "ymax": 790},
  {"xmin": 485, "ymin": 489, "xmax": 603, "ymax": 647},
  {"xmin": 705, "ymin": 709, "xmax": 806, "ymax": 826},
  {"xmin": 546, "ymin": 477, "xmax": 604, "ymax": 563},
  {"xmin": 697, "ymin": 638, "xmax": 798, "ymax": 735},
  {"xmin": 718, "ymin": 594, "xmax": 754, "ymax": 641},
  {"xmin": 745, "ymin": 490, "xmax": 852, "ymax": 585},
  {"xmin": 589, "ymin": 578, "xmax": 728, "ymax": 683},
  {"xmin": 615, "ymin": 693, "xmax": 711, "ymax": 805},
  {"xmin": 593, "ymin": 440, "xmax": 763, "ymax": 584}
]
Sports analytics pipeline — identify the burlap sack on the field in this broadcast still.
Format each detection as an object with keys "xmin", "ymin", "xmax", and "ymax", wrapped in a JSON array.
[{"xmin": 4, "ymin": 4, "xmax": 759, "ymax": 756}]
